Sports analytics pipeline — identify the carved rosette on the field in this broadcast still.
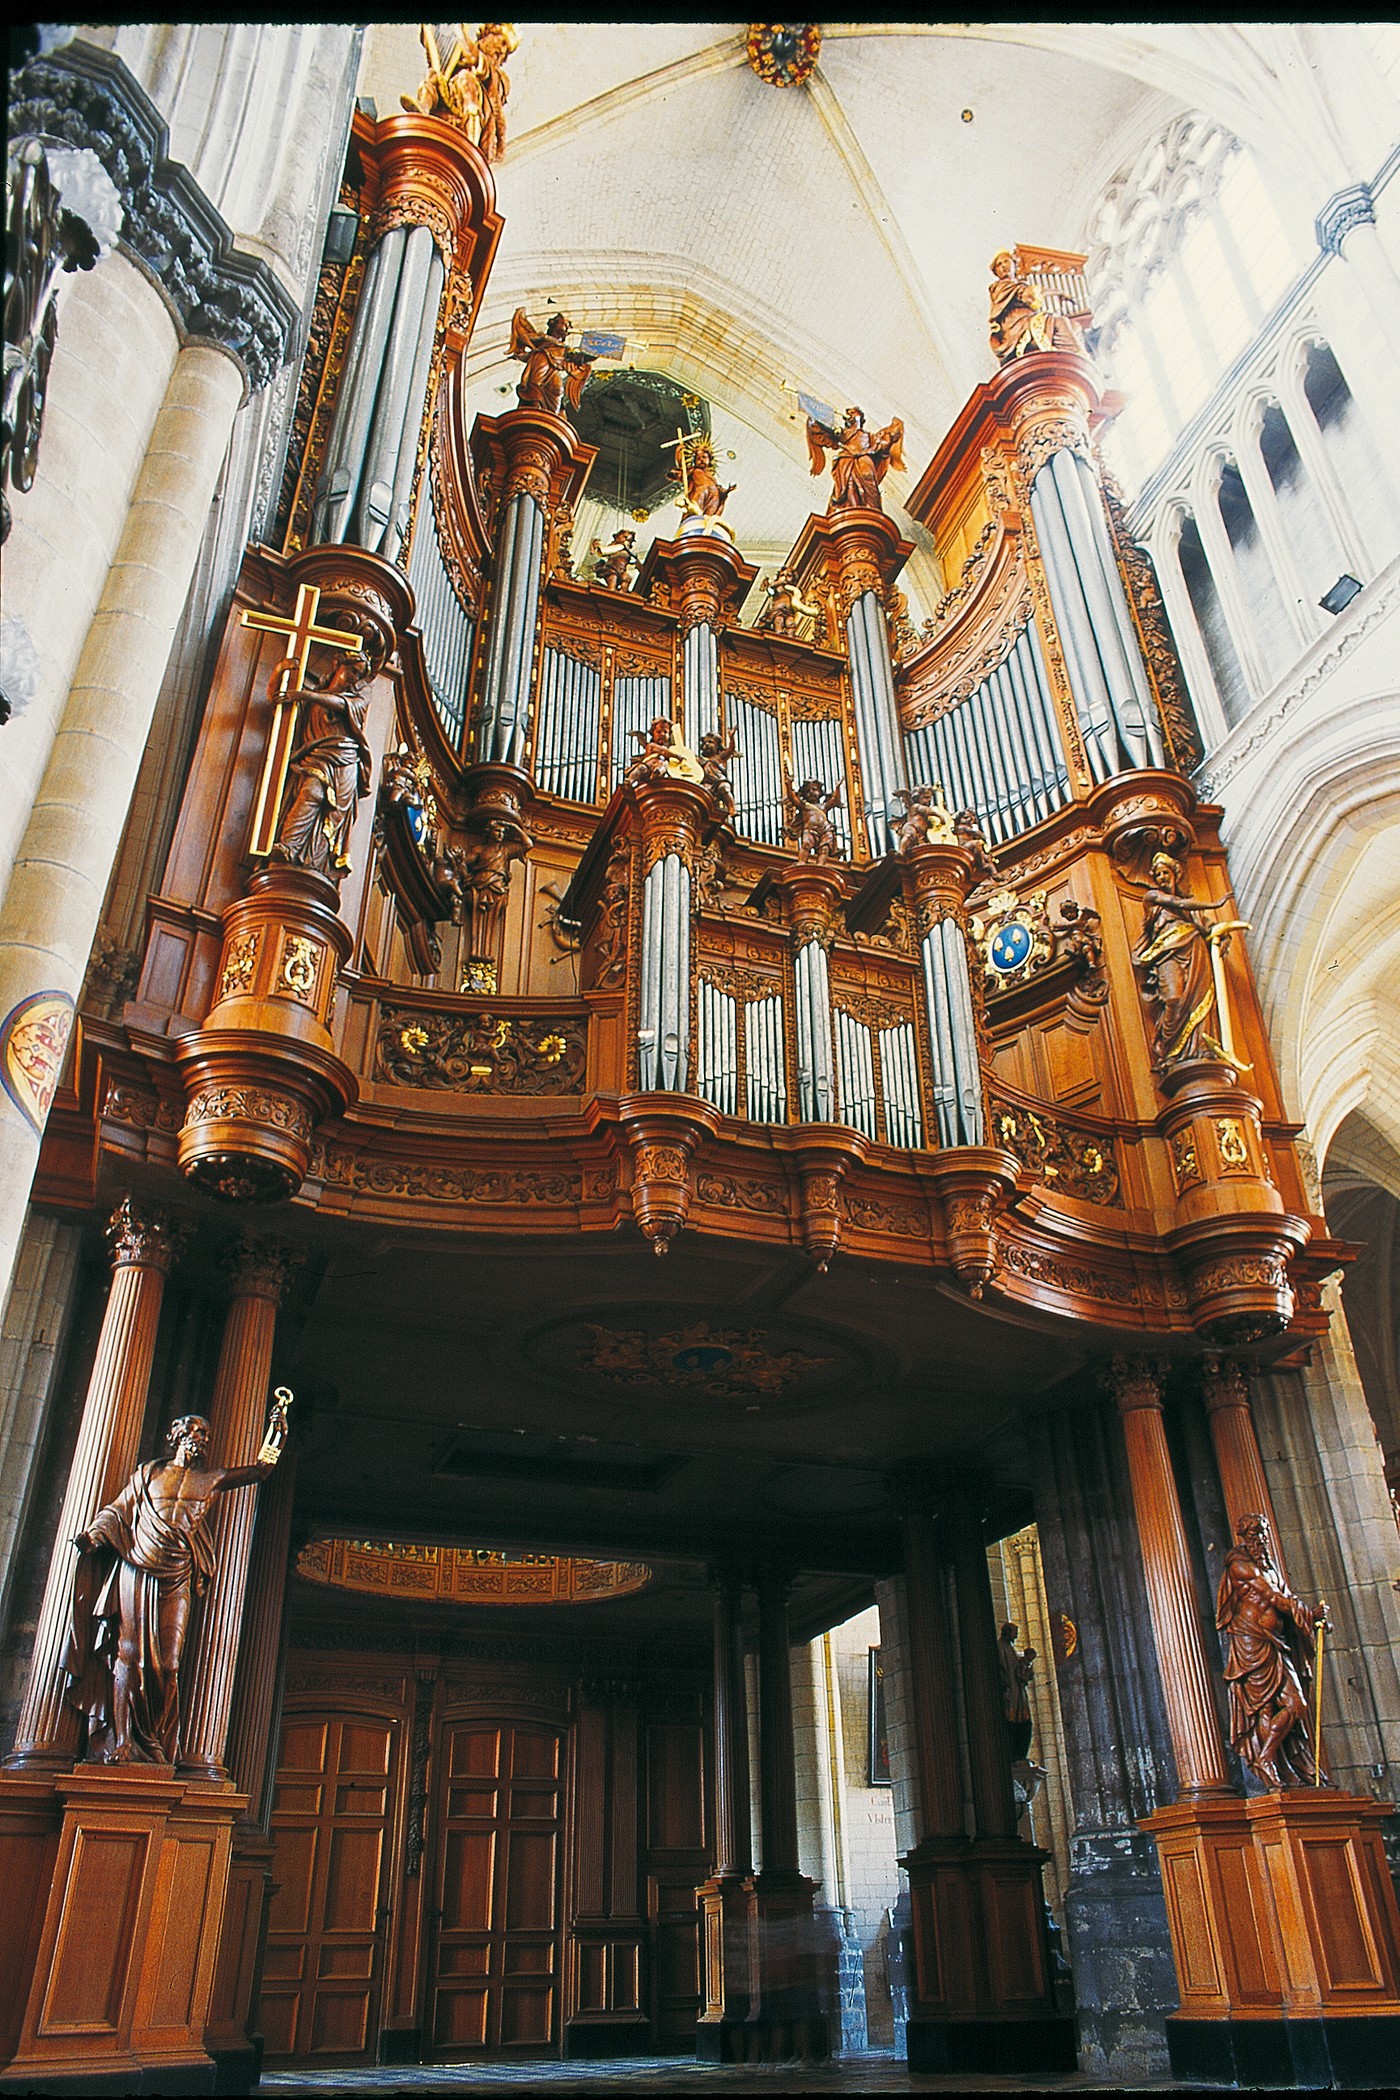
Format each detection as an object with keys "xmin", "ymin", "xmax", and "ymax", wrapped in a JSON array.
[
  {"xmin": 926, "ymin": 1149, "xmax": 1020, "ymax": 1297},
  {"xmin": 621, "ymin": 1098, "xmax": 720, "ymax": 1254}
]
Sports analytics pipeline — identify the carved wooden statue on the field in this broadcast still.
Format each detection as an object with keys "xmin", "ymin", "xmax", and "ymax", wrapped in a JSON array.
[
  {"xmin": 1131, "ymin": 850, "xmax": 1234, "ymax": 1069},
  {"xmin": 893, "ymin": 782, "xmax": 956, "ymax": 852},
  {"xmin": 626, "ymin": 717, "xmax": 703, "ymax": 786},
  {"xmin": 998, "ymin": 1620, "xmax": 1037, "ymax": 1760},
  {"xmin": 271, "ymin": 636, "xmax": 381, "ymax": 881},
  {"xmin": 62, "ymin": 1394, "xmax": 291, "ymax": 1764},
  {"xmin": 954, "ymin": 807, "xmax": 998, "ymax": 886},
  {"xmin": 805, "ymin": 405, "xmax": 905, "ymax": 513},
  {"xmin": 401, "ymin": 23, "xmax": 484, "ymax": 139},
  {"xmin": 509, "ymin": 308, "xmax": 594, "ymax": 416},
  {"xmin": 988, "ymin": 250, "xmax": 1084, "ymax": 364},
  {"xmin": 783, "ymin": 769, "xmax": 844, "ymax": 862},
  {"xmin": 761, "ymin": 564, "xmax": 820, "ymax": 638},
  {"xmin": 672, "ymin": 433, "xmax": 735, "ymax": 531},
  {"xmin": 474, "ymin": 22, "xmax": 518, "ymax": 162},
  {"xmin": 589, "ymin": 527, "xmax": 638, "ymax": 591},
  {"xmin": 1216, "ymin": 1512, "xmax": 1327, "ymax": 1788},
  {"xmin": 697, "ymin": 729, "xmax": 738, "ymax": 818}
]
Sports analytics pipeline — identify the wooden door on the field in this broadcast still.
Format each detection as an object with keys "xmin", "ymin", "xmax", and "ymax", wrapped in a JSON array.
[
  {"xmin": 260, "ymin": 1712, "xmax": 399, "ymax": 2062},
  {"xmin": 428, "ymin": 1719, "xmax": 564, "ymax": 2055}
]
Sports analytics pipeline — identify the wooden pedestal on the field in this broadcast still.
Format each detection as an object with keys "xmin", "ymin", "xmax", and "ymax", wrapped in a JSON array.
[
  {"xmin": 694, "ymin": 1872, "xmax": 751, "ymax": 2058},
  {"xmin": 1145, "ymin": 1790, "xmax": 1400, "ymax": 2087},
  {"xmin": 696, "ymin": 1871, "xmax": 829, "ymax": 2062},
  {"xmin": 902, "ymin": 1836, "xmax": 1077, "ymax": 2074},
  {"xmin": 203, "ymin": 1821, "xmax": 275, "ymax": 2095},
  {"xmin": 0, "ymin": 1767, "xmax": 245, "ymax": 2094}
]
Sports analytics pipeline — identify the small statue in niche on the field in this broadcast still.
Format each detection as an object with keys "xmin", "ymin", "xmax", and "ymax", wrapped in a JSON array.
[
  {"xmin": 696, "ymin": 728, "xmax": 739, "ymax": 818},
  {"xmin": 453, "ymin": 815, "xmax": 529, "ymax": 918},
  {"xmin": 783, "ymin": 768, "xmax": 844, "ymax": 862},
  {"xmin": 589, "ymin": 527, "xmax": 638, "ymax": 591},
  {"xmin": 987, "ymin": 249, "xmax": 1084, "ymax": 365},
  {"xmin": 998, "ymin": 1621, "xmax": 1038, "ymax": 1761},
  {"xmin": 63, "ymin": 1394, "xmax": 291, "ymax": 1764},
  {"xmin": 1057, "ymin": 896, "xmax": 1108, "ymax": 1003},
  {"xmin": 626, "ymin": 717, "xmax": 703, "ymax": 786},
  {"xmin": 1216, "ymin": 1511, "xmax": 1328, "ymax": 1788},
  {"xmin": 474, "ymin": 22, "xmax": 518, "ymax": 162},
  {"xmin": 669, "ymin": 431, "xmax": 736, "ymax": 537},
  {"xmin": 954, "ymin": 807, "xmax": 998, "ymax": 887},
  {"xmin": 509, "ymin": 308, "xmax": 594, "ymax": 416},
  {"xmin": 761, "ymin": 564, "xmax": 821, "ymax": 639},
  {"xmin": 401, "ymin": 23, "xmax": 484, "ymax": 138},
  {"xmin": 805, "ymin": 404, "xmax": 905, "ymax": 514},
  {"xmin": 271, "ymin": 626, "xmax": 383, "ymax": 881},
  {"xmin": 1130, "ymin": 850, "xmax": 1247, "ymax": 1070},
  {"xmin": 892, "ymin": 781, "xmax": 956, "ymax": 852}
]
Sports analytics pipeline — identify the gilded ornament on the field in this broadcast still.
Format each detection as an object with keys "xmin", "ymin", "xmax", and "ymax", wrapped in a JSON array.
[
  {"xmin": 1215, "ymin": 1116, "xmax": 1250, "ymax": 1171},
  {"xmin": 1169, "ymin": 1126, "xmax": 1202, "ymax": 1192},
  {"xmin": 583, "ymin": 1321, "xmax": 831, "ymax": 1399},
  {"xmin": 218, "ymin": 930, "xmax": 260, "ymax": 1002},
  {"xmin": 279, "ymin": 934, "xmax": 321, "ymax": 1003},
  {"xmin": 745, "ymin": 23, "xmax": 820, "ymax": 87}
]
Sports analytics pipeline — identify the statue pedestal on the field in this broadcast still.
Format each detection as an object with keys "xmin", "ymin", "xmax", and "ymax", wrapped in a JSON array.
[
  {"xmin": 741, "ymin": 1870, "xmax": 830, "ymax": 2062},
  {"xmin": 694, "ymin": 1872, "xmax": 752, "ymax": 2059},
  {"xmin": 1145, "ymin": 1789, "xmax": 1400, "ymax": 2088},
  {"xmin": 901, "ymin": 1835, "xmax": 1077, "ymax": 2074},
  {"xmin": 0, "ymin": 1767, "xmax": 245, "ymax": 2094}
]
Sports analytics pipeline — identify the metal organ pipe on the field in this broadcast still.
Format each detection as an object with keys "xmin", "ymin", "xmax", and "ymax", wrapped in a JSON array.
[
  {"xmin": 638, "ymin": 854, "xmax": 690, "ymax": 1094},
  {"xmin": 920, "ymin": 917, "xmax": 984, "ymax": 1147},
  {"xmin": 314, "ymin": 226, "xmax": 406, "ymax": 546},
  {"xmin": 683, "ymin": 623, "xmax": 719, "ymax": 744},
  {"xmin": 1049, "ymin": 449, "xmax": 1164, "ymax": 770},
  {"xmin": 477, "ymin": 493, "xmax": 545, "ymax": 766},
  {"xmin": 1030, "ymin": 461, "xmax": 1121, "ymax": 781},
  {"xmin": 355, "ymin": 227, "xmax": 440, "ymax": 555},
  {"xmin": 845, "ymin": 592, "xmax": 907, "ymax": 856}
]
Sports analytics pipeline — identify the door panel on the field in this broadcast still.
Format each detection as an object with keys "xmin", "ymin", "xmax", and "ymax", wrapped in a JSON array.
[
  {"xmin": 429, "ymin": 1721, "xmax": 563, "ymax": 2055},
  {"xmin": 261, "ymin": 1712, "xmax": 399, "ymax": 2063}
]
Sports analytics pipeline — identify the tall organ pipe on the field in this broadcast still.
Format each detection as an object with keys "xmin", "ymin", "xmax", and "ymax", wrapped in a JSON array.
[
  {"xmin": 1049, "ymin": 448, "xmax": 1164, "ymax": 770},
  {"xmin": 845, "ymin": 591, "xmax": 907, "ymax": 855},
  {"xmin": 921, "ymin": 916, "xmax": 984, "ymax": 1147},
  {"xmin": 354, "ymin": 226, "xmax": 438, "ymax": 554},
  {"xmin": 476, "ymin": 492, "xmax": 545, "ymax": 765},
  {"xmin": 314, "ymin": 226, "xmax": 406, "ymax": 545}
]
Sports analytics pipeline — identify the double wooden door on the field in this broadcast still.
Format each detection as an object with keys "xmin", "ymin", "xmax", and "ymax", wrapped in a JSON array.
[{"xmin": 427, "ymin": 1720, "xmax": 564, "ymax": 2054}]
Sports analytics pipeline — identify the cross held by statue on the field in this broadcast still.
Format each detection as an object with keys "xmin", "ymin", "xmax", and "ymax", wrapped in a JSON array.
[{"xmin": 241, "ymin": 584, "xmax": 366, "ymax": 859}]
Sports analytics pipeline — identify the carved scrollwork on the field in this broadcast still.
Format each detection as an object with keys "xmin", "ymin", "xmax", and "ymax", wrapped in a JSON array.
[
  {"xmin": 695, "ymin": 1172, "xmax": 787, "ymax": 1213},
  {"xmin": 990, "ymin": 1099, "xmax": 1122, "ymax": 1206},
  {"xmin": 1004, "ymin": 1241, "xmax": 1141, "ymax": 1308},
  {"xmin": 843, "ymin": 1191, "xmax": 927, "ymax": 1237},
  {"xmin": 309, "ymin": 1144, "xmax": 584, "ymax": 1206},
  {"xmin": 376, "ymin": 1007, "xmax": 587, "ymax": 1094},
  {"xmin": 183, "ymin": 1086, "xmax": 313, "ymax": 1139}
]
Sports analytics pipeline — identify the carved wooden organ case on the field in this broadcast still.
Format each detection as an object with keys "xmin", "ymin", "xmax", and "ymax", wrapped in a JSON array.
[{"xmin": 42, "ymin": 108, "xmax": 1341, "ymax": 1363}]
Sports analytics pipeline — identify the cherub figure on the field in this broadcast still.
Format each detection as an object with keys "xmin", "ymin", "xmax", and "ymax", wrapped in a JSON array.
[
  {"xmin": 954, "ymin": 808, "xmax": 998, "ymax": 887},
  {"xmin": 474, "ymin": 22, "xmax": 518, "ymax": 163},
  {"xmin": 892, "ymin": 782, "xmax": 956, "ymax": 853},
  {"xmin": 697, "ymin": 728, "xmax": 739, "ymax": 818},
  {"xmin": 589, "ymin": 527, "xmax": 638, "ymax": 591},
  {"xmin": 762, "ymin": 564, "xmax": 821, "ymax": 639},
  {"xmin": 401, "ymin": 23, "xmax": 483, "ymax": 138},
  {"xmin": 509, "ymin": 309, "xmax": 594, "ymax": 416},
  {"xmin": 626, "ymin": 717, "xmax": 702, "ymax": 785},
  {"xmin": 988, "ymin": 250, "xmax": 1085, "ymax": 364},
  {"xmin": 806, "ymin": 404, "xmax": 905, "ymax": 514},
  {"xmin": 783, "ymin": 768, "xmax": 844, "ymax": 862}
]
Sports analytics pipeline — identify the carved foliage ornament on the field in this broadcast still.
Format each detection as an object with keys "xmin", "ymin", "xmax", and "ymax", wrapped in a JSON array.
[
  {"xmin": 583, "ymin": 1320, "xmax": 831, "ymax": 1399},
  {"xmin": 105, "ymin": 1195, "xmax": 187, "ymax": 1273},
  {"xmin": 377, "ymin": 1006, "xmax": 586, "ymax": 1094},
  {"xmin": 3, "ymin": 138, "xmax": 104, "ymax": 540},
  {"xmin": 991, "ymin": 1100, "xmax": 1122, "ymax": 1206}
]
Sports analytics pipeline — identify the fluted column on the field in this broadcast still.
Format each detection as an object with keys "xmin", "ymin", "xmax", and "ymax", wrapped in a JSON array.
[
  {"xmin": 753, "ymin": 1567, "xmax": 800, "ymax": 1876},
  {"xmin": 1104, "ymin": 1355, "xmax": 1231, "ymax": 1798},
  {"xmin": 223, "ymin": 1450, "xmax": 298, "ymax": 1826},
  {"xmin": 710, "ymin": 1565, "xmax": 752, "ymax": 1878},
  {"xmin": 948, "ymin": 1485, "xmax": 1019, "ymax": 1839},
  {"xmin": 178, "ymin": 1236, "xmax": 301, "ymax": 1782},
  {"xmin": 896, "ymin": 1493, "xmax": 965, "ymax": 1842},
  {"xmin": 6, "ymin": 1197, "xmax": 186, "ymax": 1768}
]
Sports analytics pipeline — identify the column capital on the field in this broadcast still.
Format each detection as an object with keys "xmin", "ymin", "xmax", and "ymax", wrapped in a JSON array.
[
  {"xmin": 222, "ymin": 1233, "xmax": 303, "ymax": 1305},
  {"xmin": 1101, "ymin": 1352, "xmax": 1172, "ymax": 1415},
  {"xmin": 1200, "ymin": 1351, "xmax": 1251, "ymax": 1413},
  {"xmin": 104, "ymin": 1195, "xmax": 188, "ymax": 1274}
]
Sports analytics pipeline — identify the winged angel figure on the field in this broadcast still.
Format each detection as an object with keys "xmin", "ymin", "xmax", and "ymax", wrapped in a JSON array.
[
  {"xmin": 508, "ymin": 309, "xmax": 595, "ymax": 416},
  {"xmin": 806, "ymin": 405, "xmax": 905, "ymax": 513}
]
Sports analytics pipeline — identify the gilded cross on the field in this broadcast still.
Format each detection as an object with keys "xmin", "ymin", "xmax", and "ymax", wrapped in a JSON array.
[{"xmin": 240, "ymin": 584, "xmax": 365, "ymax": 858}]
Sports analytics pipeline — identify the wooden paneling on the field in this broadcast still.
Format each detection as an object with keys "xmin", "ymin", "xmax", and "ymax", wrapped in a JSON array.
[
  {"xmin": 428, "ymin": 1720, "xmax": 563, "ymax": 2055},
  {"xmin": 643, "ymin": 1714, "xmax": 708, "ymax": 2047},
  {"xmin": 261, "ymin": 1712, "xmax": 399, "ymax": 2063}
]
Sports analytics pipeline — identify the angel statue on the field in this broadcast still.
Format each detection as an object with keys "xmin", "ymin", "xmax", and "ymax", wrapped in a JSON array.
[
  {"xmin": 697, "ymin": 728, "xmax": 739, "ymax": 819},
  {"xmin": 588, "ymin": 527, "xmax": 638, "ymax": 592},
  {"xmin": 63, "ymin": 1390, "xmax": 293, "ymax": 1764},
  {"xmin": 761, "ymin": 564, "xmax": 821, "ymax": 639},
  {"xmin": 626, "ymin": 717, "xmax": 703, "ymax": 786},
  {"xmin": 806, "ymin": 404, "xmax": 905, "ymax": 514},
  {"xmin": 783, "ymin": 767, "xmax": 844, "ymax": 863},
  {"xmin": 401, "ymin": 24, "xmax": 484, "ymax": 139},
  {"xmin": 892, "ymin": 782, "xmax": 956, "ymax": 853},
  {"xmin": 509, "ymin": 308, "xmax": 594, "ymax": 416}
]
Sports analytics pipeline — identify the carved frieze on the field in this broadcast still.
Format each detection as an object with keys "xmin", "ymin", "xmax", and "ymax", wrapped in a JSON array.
[
  {"xmin": 376, "ymin": 1007, "xmax": 587, "ymax": 1093},
  {"xmin": 310, "ymin": 1144, "xmax": 585, "ymax": 1206},
  {"xmin": 990, "ymin": 1099, "xmax": 1121, "ymax": 1205}
]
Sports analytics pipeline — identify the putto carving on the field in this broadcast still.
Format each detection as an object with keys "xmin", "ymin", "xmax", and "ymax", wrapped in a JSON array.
[
  {"xmin": 589, "ymin": 527, "xmax": 639, "ymax": 591},
  {"xmin": 696, "ymin": 729, "xmax": 739, "ymax": 820},
  {"xmin": 509, "ymin": 307, "xmax": 594, "ymax": 415},
  {"xmin": 805, "ymin": 405, "xmax": 905, "ymax": 513},
  {"xmin": 758, "ymin": 564, "xmax": 821, "ymax": 639},
  {"xmin": 626, "ymin": 717, "xmax": 703, "ymax": 786},
  {"xmin": 1057, "ymin": 897, "xmax": 1108, "ymax": 1004},
  {"xmin": 783, "ymin": 769, "xmax": 844, "ymax": 862},
  {"xmin": 892, "ymin": 782, "xmax": 956, "ymax": 852},
  {"xmin": 63, "ymin": 1392, "xmax": 291, "ymax": 1762},
  {"xmin": 1216, "ymin": 1512, "xmax": 1328, "ymax": 1788}
]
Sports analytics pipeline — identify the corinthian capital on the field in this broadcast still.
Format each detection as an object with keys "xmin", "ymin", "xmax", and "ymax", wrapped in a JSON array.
[
  {"xmin": 1200, "ymin": 1352, "xmax": 1250, "ymax": 1414},
  {"xmin": 1100, "ymin": 1352, "xmax": 1171, "ymax": 1415},
  {"xmin": 105, "ymin": 1195, "xmax": 188, "ymax": 1273},
  {"xmin": 223, "ymin": 1233, "xmax": 304, "ymax": 1305}
]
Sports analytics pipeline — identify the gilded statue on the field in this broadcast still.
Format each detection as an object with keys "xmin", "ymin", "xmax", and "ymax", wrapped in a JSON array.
[
  {"xmin": 508, "ymin": 308, "xmax": 595, "ymax": 416},
  {"xmin": 63, "ymin": 1394, "xmax": 291, "ymax": 1764},
  {"xmin": 401, "ymin": 24, "xmax": 484, "ymax": 138},
  {"xmin": 783, "ymin": 768, "xmax": 844, "ymax": 862},
  {"xmin": 761, "ymin": 564, "xmax": 821, "ymax": 639},
  {"xmin": 988, "ymin": 250, "xmax": 1084, "ymax": 364},
  {"xmin": 626, "ymin": 717, "xmax": 703, "ymax": 785},
  {"xmin": 589, "ymin": 527, "xmax": 638, "ymax": 592},
  {"xmin": 1131, "ymin": 851, "xmax": 1250, "ymax": 1071},
  {"xmin": 271, "ymin": 631, "xmax": 382, "ymax": 881},
  {"xmin": 892, "ymin": 781, "xmax": 956, "ymax": 852},
  {"xmin": 998, "ymin": 1620, "xmax": 1038, "ymax": 1760},
  {"xmin": 805, "ymin": 405, "xmax": 905, "ymax": 514},
  {"xmin": 670, "ymin": 432, "xmax": 735, "ymax": 535},
  {"xmin": 1216, "ymin": 1512, "xmax": 1327, "ymax": 1788},
  {"xmin": 697, "ymin": 728, "xmax": 739, "ymax": 819}
]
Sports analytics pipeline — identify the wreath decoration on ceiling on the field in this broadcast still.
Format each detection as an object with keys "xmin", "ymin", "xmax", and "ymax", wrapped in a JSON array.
[{"xmin": 746, "ymin": 23, "xmax": 821, "ymax": 88}]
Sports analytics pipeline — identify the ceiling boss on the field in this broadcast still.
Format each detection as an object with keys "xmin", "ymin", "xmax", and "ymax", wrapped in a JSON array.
[{"xmin": 746, "ymin": 22, "xmax": 821, "ymax": 88}]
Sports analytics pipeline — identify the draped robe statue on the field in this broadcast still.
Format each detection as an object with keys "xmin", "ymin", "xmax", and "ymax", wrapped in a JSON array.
[
  {"xmin": 1216, "ymin": 1512, "xmax": 1326, "ymax": 1788},
  {"xmin": 63, "ymin": 1403, "xmax": 288, "ymax": 1764}
]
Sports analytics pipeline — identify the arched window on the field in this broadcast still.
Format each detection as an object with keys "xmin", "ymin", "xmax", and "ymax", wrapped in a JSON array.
[
  {"xmin": 1174, "ymin": 510, "xmax": 1249, "ymax": 728},
  {"xmin": 1301, "ymin": 341, "xmax": 1400, "ymax": 567},
  {"xmin": 1216, "ymin": 459, "xmax": 1293, "ymax": 686},
  {"xmin": 1257, "ymin": 401, "xmax": 1344, "ymax": 608}
]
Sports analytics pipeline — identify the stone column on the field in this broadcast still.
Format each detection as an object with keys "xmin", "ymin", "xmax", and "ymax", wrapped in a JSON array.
[
  {"xmin": 6, "ymin": 1197, "xmax": 186, "ymax": 1769},
  {"xmin": 178, "ymin": 1236, "xmax": 301, "ymax": 1782},
  {"xmin": 895, "ymin": 1493, "xmax": 965, "ymax": 1842},
  {"xmin": 948, "ymin": 1486, "xmax": 1018, "ymax": 1840},
  {"xmin": 0, "ymin": 342, "xmax": 243, "ymax": 1312},
  {"xmin": 1104, "ymin": 1355, "xmax": 1230, "ymax": 1798}
]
